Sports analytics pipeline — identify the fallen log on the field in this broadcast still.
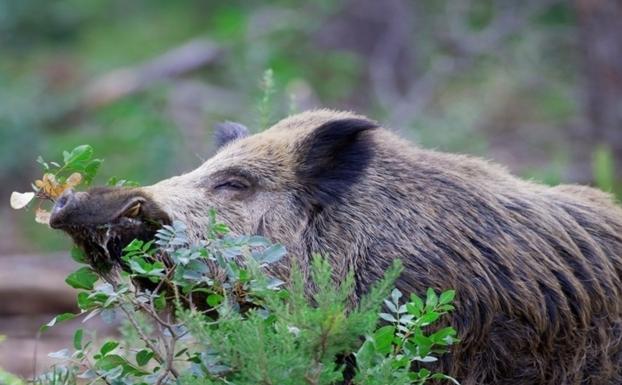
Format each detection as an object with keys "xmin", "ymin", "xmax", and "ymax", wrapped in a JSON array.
[{"xmin": 0, "ymin": 253, "xmax": 76, "ymax": 315}]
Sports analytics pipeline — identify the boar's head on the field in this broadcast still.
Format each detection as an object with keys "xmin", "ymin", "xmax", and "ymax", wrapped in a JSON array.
[{"xmin": 49, "ymin": 110, "xmax": 378, "ymax": 273}]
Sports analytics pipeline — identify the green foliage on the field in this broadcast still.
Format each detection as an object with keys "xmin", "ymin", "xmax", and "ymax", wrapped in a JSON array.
[
  {"xmin": 353, "ymin": 288, "xmax": 459, "ymax": 385},
  {"xmin": 257, "ymin": 68, "xmax": 277, "ymax": 131},
  {"xmin": 106, "ymin": 176, "xmax": 141, "ymax": 188},
  {"xmin": 0, "ymin": 369, "xmax": 23, "ymax": 385},
  {"xmin": 65, "ymin": 267, "xmax": 99, "ymax": 290},
  {"xmin": 38, "ymin": 212, "xmax": 459, "ymax": 385},
  {"xmin": 32, "ymin": 367, "xmax": 74, "ymax": 385},
  {"xmin": 70, "ymin": 246, "xmax": 88, "ymax": 264},
  {"xmin": 38, "ymin": 144, "xmax": 102, "ymax": 187},
  {"xmin": 593, "ymin": 145, "xmax": 616, "ymax": 193},
  {"xmin": 41, "ymin": 313, "xmax": 76, "ymax": 333},
  {"xmin": 179, "ymin": 257, "xmax": 405, "ymax": 385},
  {"xmin": 10, "ymin": 144, "xmax": 106, "ymax": 229}
]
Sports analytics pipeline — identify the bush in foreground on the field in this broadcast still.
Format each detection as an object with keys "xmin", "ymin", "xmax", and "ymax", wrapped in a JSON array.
[{"xmin": 37, "ymin": 216, "xmax": 458, "ymax": 385}]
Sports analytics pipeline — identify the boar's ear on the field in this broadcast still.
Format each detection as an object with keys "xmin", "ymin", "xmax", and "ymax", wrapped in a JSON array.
[
  {"xmin": 214, "ymin": 121, "xmax": 250, "ymax": 149},
  {"xmin": 296, "ymin": 118, "xmax": 378, "ymax": 205}
]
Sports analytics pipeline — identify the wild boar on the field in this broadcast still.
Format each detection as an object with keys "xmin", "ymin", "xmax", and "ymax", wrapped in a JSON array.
[{"xmin": 49, "ymin": 109, "xmax": 622, "ymax": 385}]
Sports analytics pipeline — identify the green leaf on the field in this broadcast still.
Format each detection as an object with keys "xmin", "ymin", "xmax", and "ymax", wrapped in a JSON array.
[
  {"xmin": 95, "ymin": 354, "xmax": 147, "ymax": 376},
  {"xmin": 123, "ymin": 239, "xmax": 144, "ymax": 253},
  {"xmin": 36, "ymin": 155, "xmax": 49, "ymax": 170},
  {"xmin": 437, "ymin": 304, "xmax": 455, "ymax": 312},
  {"xmin": 247, "ymin": 236, "xmax": 271, "ymax": 247},
  {"xmin": 414, "ymin": 333, "xmax": 432, "ymax": 348},
  {"xmin": 207, "ymin": 293, "xmax": 223, "ymax": 307},
  {"xmin": 48, "ymin": 348, "xmax": 71, "ymax": 359},
  {"xmin": 141, "ymin": 240, "xmax": 155, "ymax": 252},
  {"xmin": 213, "ymin": 223, "xmax": 230, "ymax": 236},
  {"xmin": 107, "ymin": 177, "xmax": 140, "ymax": 187},
  {"xmin": 354, "ymin": 339, "xmax": 376, "ymax": 368},
  {"xmin": 136, "ymin": 349, "xmax": 154, "ymax": 366},
  {"xmin": 83, "ymin": 159, "xmax": 103, "ymax": 185},
  {"xmin": 41, "ymin": 313, "xmax": 76, "ymax": 332},
  {"xmin": 104, "ymin": 366, "xmax": 123, "ymax": 380},
  {"xmin": 379, "ymin": 313, "xmax": 397, "ymax": 323},
  {"xmin": 154, "ymin": 294, "xmax": 166, "ymax": 311},
  {"xmin": 77, "ymin": 291, "xmax": 98, "ymax": 310},
  {"xmin": 65, "ymin": 267, "xmax": 99, "ymax": 290},
  {"xmin": 391, "ymin": 288, "xmax": 402, "ymax": 305},
  {"xmin": 258, "ymin": 244, "xmax": 286, "ymax": 264},
  {"xmin": 406, "ymin": 303, "xmax": 422, "ymax": 318},
  {"xmin": 238, "ymin": 269, "xmax": 250, "ymax": 282},
  {"xmin": 439, "ymin": 290, "xmax": 455, "ymax": 305},
  {"xmin": 372, "ymin": 325, "xmax": 396, "ymax": 354},
  {"xmin": 410, "ymin": 293, "xmax": 424, "ymax": 314},
  {"xmin": 430, "ymin": 327, "xmax": 457, "ymax": 345},
  {"xmin": 106, "ymin": 176, "xmax": 119, "ymax": 186},
  {"xmin": 383, "ymin": 299, "xmax": 398, "ymax": 313},
  {"xmin": 128, "ymin": 259, "xmax": 148, "ymax": 274},
  {"xmin": 73, "ymin": 329, "xmax": 83, "ymax": 350},
  {"xmin": 100, "ymin": 340, "xmax": 120, "ymax": 356},
  {"xmin": 419, "ymin": 311, "xmax": 440, "ymax": 326},
  {"xmin": 175, "ymin": 348, "xmax": 189, "ymax": 358},
  {"xmin": 425, "ymin": 288, "xmax": 438, "ymax": 309},
  {"xmin": 63, "ymin": 145, "xmax": 93, "ymax": 167},
  {"xmin": 70, "ymin": 246, "xmax": 88, "ymax": 264},
  {"xmin": 415, "ymin": 368, "xmax": 431, "ymax": 380}
]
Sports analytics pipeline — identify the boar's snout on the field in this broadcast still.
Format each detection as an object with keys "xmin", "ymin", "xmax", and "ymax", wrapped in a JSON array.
[
  {"xmin": 48, "ymin": 187, "xmax": 172, "ymax": 272},
  {"xmin": 49, "ymin": 189, "xmax": 78, "ymax": 229},
  {"xmin": 50, "ymin": 187, "xmax": 170, "ymax": 229}
]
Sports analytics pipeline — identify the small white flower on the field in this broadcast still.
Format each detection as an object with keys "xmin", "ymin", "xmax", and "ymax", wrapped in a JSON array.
[{"xmin": 10, "ymin": 191, "xmax": 35, "ymax": 209}]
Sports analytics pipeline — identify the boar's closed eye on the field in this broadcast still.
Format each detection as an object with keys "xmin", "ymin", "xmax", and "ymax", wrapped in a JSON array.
[
  {"xmin": 214, "ymin": 179, "xmax": 249, "ymax": 191},
  {"xmin": 208, "ymin": 169, "xmax": 256, "ymax": 199}
]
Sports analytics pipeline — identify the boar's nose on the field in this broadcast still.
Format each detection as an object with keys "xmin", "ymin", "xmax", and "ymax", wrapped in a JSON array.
[{"xmin": 49, "ymin": 189, "xmax": 76, "ymax": 229}]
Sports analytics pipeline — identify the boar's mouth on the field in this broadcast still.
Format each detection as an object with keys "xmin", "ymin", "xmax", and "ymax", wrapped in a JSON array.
[
  {"xmin": 49, "ymin": 188, "xmax": 171, "ymax": 273},
  {"xmin": 65, "ymin": 216, "xmax": 165, "ymax": 274}
]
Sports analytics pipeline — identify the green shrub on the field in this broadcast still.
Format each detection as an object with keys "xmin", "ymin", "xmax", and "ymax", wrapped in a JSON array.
[{"xmin": 35, "ymin": 212, "xmax": 458, "ymax": 385}]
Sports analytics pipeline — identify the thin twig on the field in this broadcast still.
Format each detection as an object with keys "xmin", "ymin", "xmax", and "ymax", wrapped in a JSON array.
[{"xmin": 119, "ymin": 304, "xmax": 180, "ymax": 379}]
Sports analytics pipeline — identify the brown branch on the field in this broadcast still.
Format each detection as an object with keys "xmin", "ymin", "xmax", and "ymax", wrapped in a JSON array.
[
  {"xmin": 80, "ymin": 39, "xmax": 222, "ymax": 110},
  {"xmin": 118, "ymin": 304, "xmax": 180, "ymax": 379}
]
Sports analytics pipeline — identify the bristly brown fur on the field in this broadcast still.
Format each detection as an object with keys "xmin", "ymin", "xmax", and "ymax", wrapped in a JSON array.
[{"xmin": 55, "ymin": 109, "xmax": 622, "ymax": 384}]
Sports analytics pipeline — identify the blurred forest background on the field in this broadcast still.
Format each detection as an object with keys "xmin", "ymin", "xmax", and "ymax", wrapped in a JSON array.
[
  {"xmin": 2, "ymin": 0, "xmax": 622, "ymax": 254},
  {"xmin": 0, "ymin": 0, "xmax": 621, "ymax": 377},
  {"xmin": 0, "ymin": 0, "xmax": 622, "ymax": 383}
]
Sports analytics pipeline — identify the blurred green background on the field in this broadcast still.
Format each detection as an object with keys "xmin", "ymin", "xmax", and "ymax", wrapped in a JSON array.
[{"xmin": 1, "ymin": 0, "xmax": 620, "ymax": 254}]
